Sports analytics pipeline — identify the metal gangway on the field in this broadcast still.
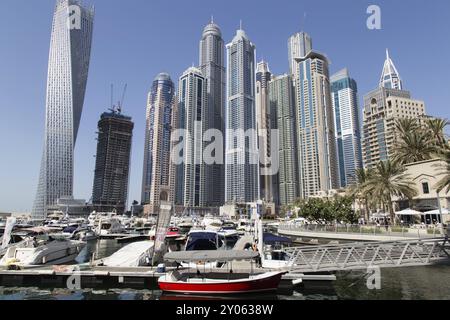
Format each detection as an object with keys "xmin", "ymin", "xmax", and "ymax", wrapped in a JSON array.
[{"xmin": 283, "ymin": 237, "xmax": 450, "ymax": 273}]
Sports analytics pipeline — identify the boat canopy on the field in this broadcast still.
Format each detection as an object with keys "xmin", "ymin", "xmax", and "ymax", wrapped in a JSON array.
[{"xmin": 164, "ymin": 250, "xmax": 259, "ymax": 262}]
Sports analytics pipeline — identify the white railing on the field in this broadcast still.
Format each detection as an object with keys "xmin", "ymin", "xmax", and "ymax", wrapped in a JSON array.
[
  {"xmin": 283, "ymin": 238, "xmax": 450, "ymax": 272},
  {"xmin": 278, "ymin": 223, "xmax": 444, "ymax": 239}
]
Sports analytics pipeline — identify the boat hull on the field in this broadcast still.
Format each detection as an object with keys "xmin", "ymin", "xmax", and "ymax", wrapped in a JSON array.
[{"xmin": 158, "ymin": 272, "xmax": 284, "ymax": 294}]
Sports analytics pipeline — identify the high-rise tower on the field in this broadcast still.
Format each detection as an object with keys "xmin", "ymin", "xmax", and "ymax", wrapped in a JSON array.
[
  {"xmin": 269, "ymin": 74, "xmax": 298, "ymax": 206},
  {"xmin": 141, "ymin": 73, "xmax": 176, "ymax": 215},
  {"xmin": 176, "ymin": 67, "xmax": 207, "ymax": 208},
  {"xmin": 331, "ymin": 68, "xmax": 363, "ymax": 187},
  {"xmin": 199, "ymin": 19, "xmax": 226, "ymax": 207},
  {"xmin": 293, "ymin": 35, "xmax": 339, "ymax": 198},
  {"xmin": 362, "ymin": 51, "xmax": 425, "ymax": 168},
  {"xmin": 255, "ymin": 61, "xmax": 274, "ymax": 203},
  {"xmin": 225, "ymin": 27, "xmax": 259, "ymax": 204},
  {"xmin": 92, "ymin": 110, "xmax": 134, "ymax": 214},
  {"xmin": 32, "ymin": 0, "xmax": 94, "ymax": 220}
]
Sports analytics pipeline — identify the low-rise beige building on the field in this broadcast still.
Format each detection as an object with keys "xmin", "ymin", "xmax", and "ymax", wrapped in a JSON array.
[{"xmin": 393, "ymin": 159, "xmax": 450, "ymax": 222}]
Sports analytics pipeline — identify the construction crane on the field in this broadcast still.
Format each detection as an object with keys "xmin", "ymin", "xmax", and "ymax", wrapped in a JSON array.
[{"xmin": 108, "ymin": 84, "xmax": 127, "ymax": 114}]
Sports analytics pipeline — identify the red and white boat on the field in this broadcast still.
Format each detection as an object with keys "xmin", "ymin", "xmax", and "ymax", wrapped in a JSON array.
[
  {"xmin": 165, "ymin": 227, "xmax": 181, "ymax": 239},
  {"xmin": 158, "ymin": 250, "xmax": 286, "ymax": 294}
]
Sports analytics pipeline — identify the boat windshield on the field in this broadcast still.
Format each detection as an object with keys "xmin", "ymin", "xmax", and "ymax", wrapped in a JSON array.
[{"xmin": 186, "ymin": 232, "xmax": 222, "ymax": 251}]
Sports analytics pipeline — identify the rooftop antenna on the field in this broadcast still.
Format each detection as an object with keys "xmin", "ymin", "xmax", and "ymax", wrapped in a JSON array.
[
  {"xmin": 211, "ymin": 15, "xmax": 214, "ymax": 24},
  {"xmin": 239, "ymin": 19, "xmax": 243, "ymax": 30},
  {"xmin": 302, "ymin": 12, "xmax": 307, "ymax": 31}
]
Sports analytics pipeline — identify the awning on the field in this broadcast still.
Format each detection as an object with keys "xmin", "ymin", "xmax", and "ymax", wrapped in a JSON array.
[
  {"xmin": 163, "ymin": 250, "xmax": 259, "ymax": 262},
  {"xmin": 423, "ymin": 208, "xmax": 449, "ymax": 215},
  {"xmin": 395, "ymin": 209, "xmax": 422, "ymax": 216}
]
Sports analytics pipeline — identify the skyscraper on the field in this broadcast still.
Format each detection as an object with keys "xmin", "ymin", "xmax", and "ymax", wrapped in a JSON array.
[
  {"xmin": 141, "ymin": 73, "xmax": 176, "ymax": 215},
  {"xmin": 225, "ymin": 27, "xmax": 259, "ymax": 204},
  {"xmin": 92, "ymin": 110, "xmax": 134, "ymax": 214},
  {"xmin": 255, "ymin": 61, "xmax": 274, "ymax": 203},
  {"xmin": 199, "ymin": 19, "xmax": 226, "ymax": 207},
  {"xmin": 331, "ymin": 68, "xmax": 363, "ymax": 187},
  {"xmin": 269, "ymin": 74, "xmax": 298, "ymax": 206},
  {"xmin": 292, "ymin": 33, "xmax": 339, "ymax": 198},
  {"xmin": 362, "ymin": 51, "xmax": 425, "ymax": 168},
  {"xmin": 32, "ymin": 0, "xmax": 94, "ymax": 220},
  {"xmin": 288, "ymin": 32, "xmax": 312, "ymax": 83},
  {"xmin": 176, "ymin": 67, "xmax": 207, "ymax": 208}
]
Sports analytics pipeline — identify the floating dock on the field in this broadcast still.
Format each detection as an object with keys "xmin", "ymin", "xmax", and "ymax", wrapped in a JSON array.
[{"xmin": 0, "ymin": 265, "xmax": 335, "ymax": 290}]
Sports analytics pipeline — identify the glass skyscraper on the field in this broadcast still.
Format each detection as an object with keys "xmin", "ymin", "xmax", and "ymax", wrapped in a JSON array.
[
  {"xmin": 176, "ymin": 67, "xmax": 207, "ymax": 208},
  {"xmin": 292, "ymin": 33, "xmax": 339, "ymax": 198},
  {"xmin": 141, "ymin": 73, "xmax": 176, "ymax": 215},
  {"xmin": 255, "ymin": 61, "xmax": 274, "ymax": 203},
  {"xmin": 32, "ymin": 0, "xmax": 94, "ymax": 220},
  {"xmin": 225, "ymin": 27, "xmax": 259, "ymax": 204},
  {"xmin": 269, "ymin": 74, "xmax": 298, "ymax": 206},
  {"xmin": 199, "ymin": 20, "xmax": 226, "ymax": 207},
  {"xmin": 331, "ymin": 68, "xmax": 363, "ymax": 187}
]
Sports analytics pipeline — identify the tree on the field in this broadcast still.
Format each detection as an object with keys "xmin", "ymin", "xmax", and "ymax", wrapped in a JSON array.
[
  {"xmin": 435, "ymin": 146, "xmax": 450, "ymax": 194},
  {"xmin": 425, "ymin": 118, "xmax": 449, "ymax": 148},
  {"xmin": 391, "ymin": 130, "xmax": 436, "ymax": 164},
  {"xmin": 362, "ymin": 160, "xmax": 417, "ymax": 224},
  {"xmin": 348, "ymin": 168, "xmax": 373, "ymax": 221}
]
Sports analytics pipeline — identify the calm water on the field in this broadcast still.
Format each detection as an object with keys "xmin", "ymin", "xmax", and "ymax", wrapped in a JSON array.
[{"xmin": 0, "ymin": 239, "xmax": 449, "ymax": 300}]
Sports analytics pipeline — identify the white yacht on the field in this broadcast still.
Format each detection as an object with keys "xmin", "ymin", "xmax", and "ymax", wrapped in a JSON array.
[
  {"xmin": 96, "ymin": 217, "xmax": 124, "ymax": 236},
  {"xmin": 0, "ymin": 229, "xmax": 85, "ymax": 268}
]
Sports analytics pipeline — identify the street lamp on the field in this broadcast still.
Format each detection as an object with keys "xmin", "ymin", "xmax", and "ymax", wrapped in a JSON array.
[{"xmin": 436, "ymin": 191, "xmax": 445, "ymax": 236}]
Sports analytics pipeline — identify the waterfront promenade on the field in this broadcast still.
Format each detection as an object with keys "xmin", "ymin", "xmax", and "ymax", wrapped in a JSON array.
[{"xmin": 278, "ymin": 224, "xmax": 445, "ymax": 242}]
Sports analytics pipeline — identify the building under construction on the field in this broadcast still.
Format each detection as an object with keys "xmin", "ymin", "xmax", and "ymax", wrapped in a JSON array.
[{"xmin": 92, "ymin": 111, "xmax": 134, "ymax": 214}]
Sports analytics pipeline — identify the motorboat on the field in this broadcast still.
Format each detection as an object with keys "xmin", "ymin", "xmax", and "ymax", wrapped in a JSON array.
[
  {"xmin": 95, "ymin": 240, "xmax": 154, "ymax": 267},
  {"xmin": 0, "ymin": 228, "xmax": 85, "ymax": 268},
  {"xmin": 185, "ymin": 230, "xmax": 223, "ymax": 251},
  {"xmin": 202, "ymin": 215, "xmax": 223, "ymax": 231},
  {"xmin": 158, "ymin": 250, "xmax": 285, "ymax": 294},
  {"xmin": 96, "ymin": 217, "xmax": 124, "ymax": 236},
  {"xmin": 166, "ymin": 227, "xmax": 182, "ymax": 240}
]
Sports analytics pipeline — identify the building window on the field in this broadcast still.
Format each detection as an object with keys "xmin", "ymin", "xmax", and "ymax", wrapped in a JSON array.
[{"xmin": 422, "ymin": 182, "xmax": 430, "ymax": 195}]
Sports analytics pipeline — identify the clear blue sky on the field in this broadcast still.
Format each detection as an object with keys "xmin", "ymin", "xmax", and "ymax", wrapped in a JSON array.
[{"xmin": 0, "ymin": 0, "xmax": 449, "ymax": 212}]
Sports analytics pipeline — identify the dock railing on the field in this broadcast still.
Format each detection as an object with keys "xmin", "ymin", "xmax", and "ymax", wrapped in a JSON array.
[{"xmin": 278, "ymin": 223, "xmax": 443, "ymax": 239}]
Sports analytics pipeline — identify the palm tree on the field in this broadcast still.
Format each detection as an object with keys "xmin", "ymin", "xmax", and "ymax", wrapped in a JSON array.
[
  {"xmin": 425, "ymin": 118, "xmax": 449, "ymax": 148},
  {"xmin": 435, "ymin": 147, "xmax": 450, "ymax": 194},
  {"xmin": 362, "ymin": 160, "xmax": 417, "ymax": 224},
  {"xmin": 349, "ymin": 168, "xmax": 373, "ymax": 221},
  {"xmin": 391, "ymin": 130, "xmax": 436, "ymax": 165},
  {"xmin": 395, "ymin": 118, "xmax": 420, "ymax": 137}
]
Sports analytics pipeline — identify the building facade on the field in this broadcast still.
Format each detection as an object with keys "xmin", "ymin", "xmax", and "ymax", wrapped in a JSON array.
[
  {"xmin": 293, "ymin": 43, "xmax": 339, "ymax": 198},
  {"xmin": 199, "ymin": 20, "xmax": 226, "ymax": 207},
  {"xmin": 225, "ymin": 28, "xmax": 259, "ymax": 204},
  {"xmin": 92, "ymin": 111, "xmax": 134, "ymax": 214},
  {"xmin": 141, "ymin": 73, "xmax": 177, "ymax": 215},
  {"xmin": 176, "ymin": 67, "xmax": 207, "ymax": 208},
  {"xmin": 392, "ymin": 159, "xmax": 450, "ymax": 223},
  {"xmin": 269, "ymin": 74, "xmax": 298, "ymax": 206},
  {"xmin": 255, "ymin": 61, "xmax": 275, "ymax": 203},
  {"xmin": 330, "ymin": 68, "xmax": 363, "ymax": 187},
  {"xmin": 32, "ymin": 0, "xmax": 94, "ymax": 220},
  {"xmin": 362, "ymin": 52, "xmax": 426, "ymax": 168}
]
